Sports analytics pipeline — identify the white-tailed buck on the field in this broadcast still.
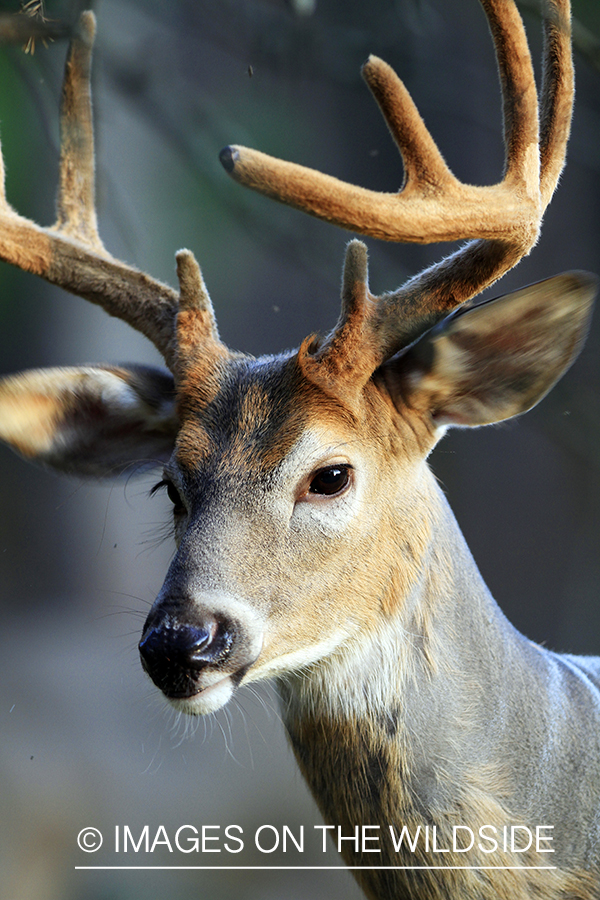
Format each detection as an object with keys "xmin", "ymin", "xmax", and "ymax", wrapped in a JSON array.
[{"xmin": 0, "ymin": 2, "xmax": 598, "ymax": 898}]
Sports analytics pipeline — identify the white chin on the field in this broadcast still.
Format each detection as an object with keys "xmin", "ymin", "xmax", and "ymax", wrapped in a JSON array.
[{"xmin": 169, "ymin": 676, "xmax": 234, "ymax": 716}]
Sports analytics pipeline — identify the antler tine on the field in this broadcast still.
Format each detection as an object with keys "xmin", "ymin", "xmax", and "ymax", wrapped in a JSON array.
[
  {"xmin": 358, "ymin": 56, "xmax": 454, "ymax": 200},
  {"xmin": 173, "ymin": 249, "xmax": 223, "ymax": 372},
  {"xmin": 301, "ymin": 239, "xmax": 378, "ymax": 390},
  {"xmin": 539, "ymin": 0, "xmax": 573, "ymax": 206},
  {"xmin": 168, "ymin": 249, "xmax": 229, "ymax": 393},
  {"xmin": 478, "ymin": 0, "xmax": 539, "ymax": 189},
  {"xmin": 54, "ymin": 10, "xmax": 102, "ymax": 250},
  {"xmin": 0, "ymin": 11, "xmax": 182, "ymax": 363},
  {"xmin": 376, "ymin": 0, "xmax": 572, "ymax": 352}
]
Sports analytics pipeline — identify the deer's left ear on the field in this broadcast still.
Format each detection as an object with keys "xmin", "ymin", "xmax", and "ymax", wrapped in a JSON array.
[
  {"xmin": 0, "ymin": 364, "xmax": 178, "ymax": 476},
  {"xmin": 384, "ymin": 273, "xmax": 597, "ymax": 429}
]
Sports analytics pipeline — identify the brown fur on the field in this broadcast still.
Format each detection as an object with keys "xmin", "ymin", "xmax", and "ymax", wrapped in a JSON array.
[
  {"xmin": 286, "ymin": 708, "xmax": 598, "ymax": 899},
  {"xmin": 0, "ymin": 4, "xmax": 597, "ymax": 900}
]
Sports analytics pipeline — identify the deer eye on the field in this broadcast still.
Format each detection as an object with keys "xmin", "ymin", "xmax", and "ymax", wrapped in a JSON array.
[
  {"xmin": 166, "ymin": 481, "xmax": 185, "ymax": 512},
  {"xmin": 151, "ymin": 479, "xmax": 186, "ymax": 515},
  {"xmin": 309, "ymin": 465, "xmax": 351, "ymax": 496}
]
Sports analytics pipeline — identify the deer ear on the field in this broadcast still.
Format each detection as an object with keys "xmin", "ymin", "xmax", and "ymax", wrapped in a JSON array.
[
  {"xmin": 0, "ymin": 364, "xmax": 178, "ymax": 476},
  {"xmin": 385, "ymin": 272, "xmax": 597, "ymax": 428}
]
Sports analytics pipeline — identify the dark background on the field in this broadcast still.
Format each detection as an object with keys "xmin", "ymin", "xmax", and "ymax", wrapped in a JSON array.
[{"xmin": 0, "ymin": 1, "xmax": 598, "ymax": 897}]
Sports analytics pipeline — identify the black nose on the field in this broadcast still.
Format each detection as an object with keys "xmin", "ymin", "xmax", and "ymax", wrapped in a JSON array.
[{"xmin": 139, "ymin": 616, "xmax": 233, "ymax": 698}]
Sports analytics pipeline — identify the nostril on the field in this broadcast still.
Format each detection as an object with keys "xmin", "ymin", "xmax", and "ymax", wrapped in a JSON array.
[
  {"xmin": 184, "ymin": 625, "xmax": 213, "ymax": 662},
  {"xmin": 139, "ymin": 622, "xmax": 213, "ymax": 669},
  {"xmin": 138, "ymin": 615, "xmax": 234, "ymax": 698},
  {"xmin": 176, "ymin": 622, "xmax": 227, "ymax": 668}
]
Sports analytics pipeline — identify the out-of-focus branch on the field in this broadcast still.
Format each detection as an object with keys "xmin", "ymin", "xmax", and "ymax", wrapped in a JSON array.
[{"xmin": 0, "ymin": 13, "xmax": 71, "ymax": 50}]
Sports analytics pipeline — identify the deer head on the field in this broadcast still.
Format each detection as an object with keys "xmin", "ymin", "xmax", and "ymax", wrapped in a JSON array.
[{"xmin": 0, "ymin": 1, "xmax": 595, "ymax": 718}]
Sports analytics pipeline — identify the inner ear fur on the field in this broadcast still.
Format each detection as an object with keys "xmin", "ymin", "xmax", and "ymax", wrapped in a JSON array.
[
  {"xmin": 0, "ymin": 364, "xmax": 178, "ymax": 476},
  {"xmin": 383, "ymin": 272, "xmax": 597, "ymax": 428}
]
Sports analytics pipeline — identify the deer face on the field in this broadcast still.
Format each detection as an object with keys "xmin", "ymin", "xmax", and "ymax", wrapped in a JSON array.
[
  {"xmin": 138, "ymin": 351, "xmax": 435, "ymax": 715},
  {"xmin": 137, "ymin": 265, "xmax": 596, "ymax": 715},
  {"xmin": 0, "ymin": 266, "xmax": 593, "ymax": 717},
  {"xmin": 0, "ymin": 4, "xmax": 594, "ymax": 729}
]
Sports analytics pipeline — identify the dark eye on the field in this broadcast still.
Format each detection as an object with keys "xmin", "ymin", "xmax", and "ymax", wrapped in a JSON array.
[
  {"xmin": 166, "ymin": 481, "xmax": 185, "ymax": 513},
  {"xmin": 151, "ymin": 479, "xmax": 186, "ymax": 515},
  {"xmin": 309, "ymin": 465, "xmax": 351, "ymax": 496}
]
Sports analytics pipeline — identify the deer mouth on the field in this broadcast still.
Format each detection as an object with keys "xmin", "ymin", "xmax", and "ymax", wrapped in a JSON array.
[
  {"xmin": 169, "ymin": 659, "xmax": 258, "ymax": 714},
  {"xmin": 168, "ymin": 673, "xmax": 237, "ymax": 716}
]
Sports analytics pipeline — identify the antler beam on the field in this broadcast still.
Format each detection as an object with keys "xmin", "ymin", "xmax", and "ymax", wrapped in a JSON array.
[
  {"xmin": 220, "ymin": 0, "xmax": 543, "ymax": 245},
  {"xmin": 220, "ymin": 0, "xmax": 573, "ymax": 350}
]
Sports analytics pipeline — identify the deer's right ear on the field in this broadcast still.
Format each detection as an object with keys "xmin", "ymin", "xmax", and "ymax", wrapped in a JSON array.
[
  {"xmin": 385, "ymin": 272, "xmax": 597, "ymax": 430},
  {"xmin": 0, "ymin": 365, "xmax": 178, "ymax": 477}
]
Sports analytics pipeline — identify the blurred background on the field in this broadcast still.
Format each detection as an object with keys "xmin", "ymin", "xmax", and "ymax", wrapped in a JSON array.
[{"xmin": 0, "ymin": 0, "xmax": 598, "ymax": 897}]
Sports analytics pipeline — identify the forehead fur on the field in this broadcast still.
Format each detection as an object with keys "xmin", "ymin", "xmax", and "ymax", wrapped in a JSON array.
[
  {"xmin": 174, "ymin": 352, "xmax": 363, "ymax": 478},
  {"xmin": 172, "ymin": 349, "xmax": 435, "ymax": 491}
]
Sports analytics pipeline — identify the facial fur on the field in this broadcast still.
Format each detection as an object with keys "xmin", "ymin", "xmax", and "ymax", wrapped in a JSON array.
[{"xmin": 140, "ymin": 351, "xmax": 438, "ymax": 714}]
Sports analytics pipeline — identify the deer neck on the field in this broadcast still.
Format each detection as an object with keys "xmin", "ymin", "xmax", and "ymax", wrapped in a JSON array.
[
  {"xmin": 276, "ymin": 466, "xmax": 600, "ymax": 900},
  {"xmin": 277, "ymin": 469, "xmax": 530, "ymax": 849}
]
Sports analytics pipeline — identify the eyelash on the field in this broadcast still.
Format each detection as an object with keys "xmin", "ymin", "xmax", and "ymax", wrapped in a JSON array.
[{"xmin": 150, "ymin": 479, "xmax": 186, "ymax": 514}]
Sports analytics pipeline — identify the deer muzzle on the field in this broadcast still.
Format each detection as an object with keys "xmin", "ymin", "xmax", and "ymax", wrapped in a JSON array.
[{"xmin": 139, "ymin": 599, "xmax": 262, "ymax": 714}]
